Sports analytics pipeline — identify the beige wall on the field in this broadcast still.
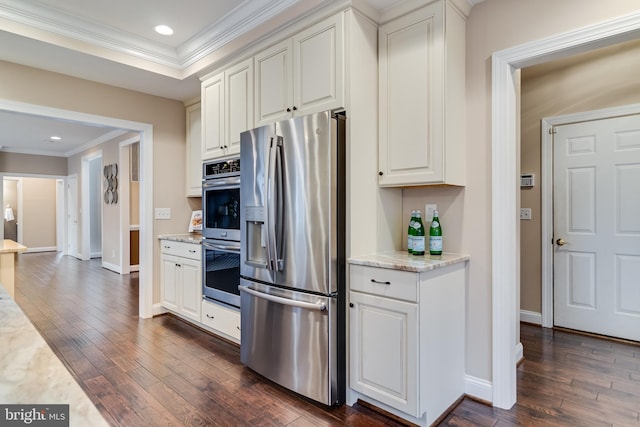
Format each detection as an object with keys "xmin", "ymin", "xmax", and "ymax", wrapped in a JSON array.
[
  {"xmin": 0, "ymin": 152, "xmax": 67, "ymax": 175},
  {"xmin": 435, "ymin": 0, "xmax": 640, "ymax": 383},
  {"xmin": 22, "ymin": 177, "xmax": 57, "ymax": 249},
  {"xmin": 520, "ymin": 39, "xmax": 640, "ymax": 314},
  {"xmin": 0, "ymin": 60, "xmax": 190, "ymax": 305}
]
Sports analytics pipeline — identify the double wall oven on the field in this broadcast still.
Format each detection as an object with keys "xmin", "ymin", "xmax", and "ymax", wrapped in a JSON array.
[{"xmin": 202, "ymin": 158, "xmax": 241, "ymax": 308}]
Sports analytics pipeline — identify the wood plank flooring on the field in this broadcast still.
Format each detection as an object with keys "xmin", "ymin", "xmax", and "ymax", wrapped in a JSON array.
[{"xmin": 13, "ymin": 252, "xmax": 640, "ymax": 426}]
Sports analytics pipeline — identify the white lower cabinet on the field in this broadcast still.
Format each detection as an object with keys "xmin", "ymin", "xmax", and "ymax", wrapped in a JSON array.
[
  {"xmin": 201, "ymin": 299, "xmax": 240, "ymax": 344},
  {"xmin": 160, "ymin": 240, "xmax": 202, "ymax": 323},
  {"xmin": 349, "ymin": 262, "xmax": 466, "ymax": 426}
]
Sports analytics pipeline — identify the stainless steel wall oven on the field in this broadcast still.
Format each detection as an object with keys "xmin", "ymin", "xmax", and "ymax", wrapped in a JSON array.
[{"xmin": 202, "ymin": 158, "xmax": 241, "ymax": 308}]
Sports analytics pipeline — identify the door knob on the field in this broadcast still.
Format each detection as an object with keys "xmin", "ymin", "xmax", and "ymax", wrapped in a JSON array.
[{"xmin": 556, "ymin": 238, "xmax": 566, "ymax": 246}]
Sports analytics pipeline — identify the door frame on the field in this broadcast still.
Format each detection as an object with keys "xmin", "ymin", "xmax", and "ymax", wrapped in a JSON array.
[
  {"xmin": 81, "ymin": 151, "xmax": 102, "ymax": 261},
  {"xmin": 0, "ymin": 99, "xmax": 154, "ymax": 319},
  {"xmin": 67, "ymin": 174, "xmax": 79, "ymax": 258},
  {"xmin": 492, "ymin": 12, "xmax": 640, "ymax": 409},
  {"xmin": 540, "ymin": 103, "xmax": 640, "ymax": 328}
]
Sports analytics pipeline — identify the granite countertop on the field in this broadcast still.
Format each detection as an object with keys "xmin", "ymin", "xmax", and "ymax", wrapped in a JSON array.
[
  {"xmin": 157, "ymin": 233, "xmax": 202, "ymax": 244},
  {"xmin": 348, "ymin": 250, "xmax": 469, "ymax": 273},
  {"xmin": 0, "ymin": 286, "xmax": 109, "ymax": 427},
  {"xmin": 0, "ymin": 239, "xmax": 28, "ymax": 254}
]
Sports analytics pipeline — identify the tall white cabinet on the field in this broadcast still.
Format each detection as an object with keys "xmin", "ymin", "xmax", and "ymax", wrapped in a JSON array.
[
  {"xmin": 378, "ymin": 0, "xmax": 466, "ymax": 186},
  {"xmin": 185, "ymin": 102, "xmax": 202, "ymax": 196}
]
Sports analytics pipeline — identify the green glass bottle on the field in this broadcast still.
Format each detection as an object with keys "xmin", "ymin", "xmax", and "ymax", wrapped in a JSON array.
[
  {"xmin": 412, "ymin": 210, "xmax": 425, "ymax": 256},
  {"xmin": 429, "ymin": 210, "xmax": 443, "ymax": 255},
  {"xmin": 407, "ymin": 210, "xmax": 417, "ymax": 254}
]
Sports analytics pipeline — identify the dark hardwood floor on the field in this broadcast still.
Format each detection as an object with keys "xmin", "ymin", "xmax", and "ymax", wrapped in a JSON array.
[{"xmin": 13, "ymin": 252, "xmax": 640, "ymax": 426}]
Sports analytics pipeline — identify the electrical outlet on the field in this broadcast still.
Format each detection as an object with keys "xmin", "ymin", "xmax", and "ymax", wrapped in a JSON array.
[
  {"xmin": 520, "ymin": 208, "xmax": 532, "ymax": 220},
  {"xmin": 425, "ymin": 204, "xmax": 437, "ymax": 223},
  {"xmin": 155, "ymin": 207, "xmax": 171, "ymax": 220}
]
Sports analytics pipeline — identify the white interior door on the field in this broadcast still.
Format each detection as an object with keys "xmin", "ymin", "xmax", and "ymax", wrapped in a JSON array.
[
  {"xmin": 67, "ymin": 174, "xmax": 79, "ymax": 258},
  {"xmin": 553, "ymin": 115, "xmax": 640, "ymax": 341}
]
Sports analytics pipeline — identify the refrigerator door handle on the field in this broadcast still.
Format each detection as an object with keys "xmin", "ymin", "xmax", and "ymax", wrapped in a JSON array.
[
  {"xmin": 266, "ymin": 136, "xmax": 284, "ymax": 271},
  {"xmin": 239, "ymin": 285, "xmax": 327, "ymax": 311}
]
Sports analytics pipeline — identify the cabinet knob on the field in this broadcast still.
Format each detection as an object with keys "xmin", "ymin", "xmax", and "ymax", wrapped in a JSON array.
[
  {"xmin": 378, "ymin": 171, "xmax": 383, "ymax": 176},
  {"xmin": 349, "ymin": 303, "xmax": 354, "ymax": 308},
  {"xmin": 292, "ymin": 106, "xmax": 297, "ymax": 111},
  {"xmin": 286, "ymin": 107, "xmax": 291, "ymax": 112}
]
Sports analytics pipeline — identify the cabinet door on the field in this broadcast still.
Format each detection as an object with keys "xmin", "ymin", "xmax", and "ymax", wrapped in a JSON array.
[
  {"xmin": 161, "ymin": 255, "xmax": 179, "ymax": 311},
  {"xmin": 254, "ymin": 40, "xmax": 293, "ymax": 126},
  {"xmin": 293, "ymin": 13, "xmax": 344, "ymax": 116},
  {"xmin": 349, "ymin": 291, "xmax": 419, "ymax": 416},
  {"xmin": 225, "ymin": 58, "xmax": 254, "ymax": 156},
  {"xmin": 186, "ymin": 102, "xmax": 202, "ymax": 196},
  {"xmin": 179, "ymin": 258, "xmax": 201, "ymax": 322},
  {"xmin": 378, "ymin": 2, "xmax": 445, "ymax": 186},
  {"xmin": 201, "ymin": 72, "xmax": 225, "ymax": 160}
]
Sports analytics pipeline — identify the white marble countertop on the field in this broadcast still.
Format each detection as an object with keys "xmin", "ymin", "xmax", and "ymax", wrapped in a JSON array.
[
  {"xmin": 157, "ymin": 233, "xmax": 202, "ymax": 244},
  {"xmin": 348, "ymin": 250, "xmax": 469, "ymax": 272},
  {"xmin": 0, "ymin": 285, "xmax": 109, "ymax": 427}
]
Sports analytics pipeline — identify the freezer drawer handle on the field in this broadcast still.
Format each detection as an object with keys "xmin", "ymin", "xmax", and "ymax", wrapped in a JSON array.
[
  {"xmin": 239, "ymin": 285, "xmax": 327, "ymax": 311},
  {"xmin": 370, "ymin": 279, "xmax": 391, "ymax": 285}
]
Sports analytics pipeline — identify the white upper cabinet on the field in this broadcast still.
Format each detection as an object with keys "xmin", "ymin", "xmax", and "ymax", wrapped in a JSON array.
[
  {"xmin": 293, "ymin": 13, "xmax": 344, "ymax": 116},
  {"xmin": 254, "ymin": 39, "xmax": 293, "ymax": 126},
  {"xmin": 201, "ymin": 58, "xmax": 254, "ymax": 161},
  {"xmin": 225, "ymin": 58, "xmax": 253, "ymax": 156},
  {"xmin": 254, "ymin": 13, "xmax": 344, "ymax": 126},
  {"xmin": 201, "ymin": 72, "xmax": 225, "ymax": 160},
  {"xmin": 378, "ymin": 0, "xmax": 466, "ymax": 186},
  {"xmin": 185, "ymin": 102, "xmax": 202, "ymax": 197}
]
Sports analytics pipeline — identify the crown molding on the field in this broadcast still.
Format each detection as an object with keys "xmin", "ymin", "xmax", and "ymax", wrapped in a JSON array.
[{"xmin": 0, "ymin": 0, "xmax": 311, "ymax": 76}]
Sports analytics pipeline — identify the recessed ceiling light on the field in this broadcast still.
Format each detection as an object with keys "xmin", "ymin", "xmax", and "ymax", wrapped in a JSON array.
[
  {"xmin": 155, "ymin": 25, "xmax": 174, "ymax": 36},
  {"xmin": 50, "ymin": 136, "xmax": 62, "ymax": 141}
]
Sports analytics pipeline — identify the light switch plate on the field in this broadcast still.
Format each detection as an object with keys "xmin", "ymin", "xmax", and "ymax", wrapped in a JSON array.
[
  {"xmin": 155, "ymin": 207, "xmax": 171, "ymax": 220},
  {"xmin": 520, "ymin": 208, "xmax": 532, "ymax": 220},
  {"xmin": 425, "ymin": 204, "xmax": 437, "ymax": 223}
]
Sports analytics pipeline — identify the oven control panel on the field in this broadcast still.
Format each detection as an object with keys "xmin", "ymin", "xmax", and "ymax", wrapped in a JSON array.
[{"xmin": 203, "ymin": 158, "xmax": 240, "ymax": 178}]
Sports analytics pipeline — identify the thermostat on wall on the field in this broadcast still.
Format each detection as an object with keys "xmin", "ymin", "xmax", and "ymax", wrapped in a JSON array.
[{"xmin": 520, "ymin": 173, "xmax": 534, "ymax": 188}]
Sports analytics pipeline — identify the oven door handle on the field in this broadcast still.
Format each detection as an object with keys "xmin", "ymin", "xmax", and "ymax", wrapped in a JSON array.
[
  {"xmin": 239, "ymin": 285, "xmax": 327, "ymax": 311},
  {"xmin": 202, "ymin": 177, "xmax": 241, "ymax": 188},
  {"xmin": 202, "ymin": 241, "xmax": 240, "ymax": 254}
]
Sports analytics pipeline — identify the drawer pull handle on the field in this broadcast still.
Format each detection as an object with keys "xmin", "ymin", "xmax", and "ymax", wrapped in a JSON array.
[
  {"xmin": 370, "ymin": 279, "xmax": 391, "ymax": 285},
  {"xmin": 206, "ymin": 314, "xmax": 214, "ymax": 319},
  {"xmin": 236, "ymin": 326, "xmax": 241, "ymax": 331},
  {"xmin": 189, "ymin": 249, "xmax": 197, "ymax": 253}
]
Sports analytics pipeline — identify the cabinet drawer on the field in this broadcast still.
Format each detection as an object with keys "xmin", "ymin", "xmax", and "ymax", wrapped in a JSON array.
[
  {"xmin": 350, "ymin": 264, "xmax": 418, "ymax": 302},
  {"xmin": 160, "ymin": 240, "xmax": 201, "ymax": 261},
  {"xmin": 201, "ymin": 300, "xmax": 240, "ymax": 342}
]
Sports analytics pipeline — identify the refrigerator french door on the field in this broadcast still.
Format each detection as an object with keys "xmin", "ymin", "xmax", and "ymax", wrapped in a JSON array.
[{"xmin": 239, "ymin": 111, "xmax": 346, "ymax": 406}]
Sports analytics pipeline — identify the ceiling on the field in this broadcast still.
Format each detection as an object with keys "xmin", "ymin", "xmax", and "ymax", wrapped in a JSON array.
[{"xmin": 0, "ymin": 0, "xmax": 480, "ymax": 157}]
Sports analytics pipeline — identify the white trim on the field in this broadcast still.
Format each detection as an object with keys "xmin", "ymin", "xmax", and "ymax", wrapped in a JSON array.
[
  {"xmin": 520, "ymin": 310, "xmax": 542, "ymax": 326},
  {"xmin": 119, "ymin": 137, "xmax": 139, "ymax": 276},
  {"xmin": 101, "ymin": 260, "xmax": 121, "ymax": 274},
  {"xmin": 464, "ymin": 375, "xmax": 492, "ymax": 403},
  {"xmin": 81, "ymin": 151, "xmax": 102, "ymax": 261},
  {"xmin": 540, "ymin": 102, "xmax": 640, "ymax": 329},
  {"xmin": 0, "ymin": 99, "xmax": 154, "ymax": 319},
  {"xmin": 152, "ymin": 303, "xmax": 168, "ymax": 317},
  {"xmin": 515, "ymin": 342, "xmax": 523, "ymax": 364},
  {"xmin": 492, "ymin": 11, "xmax": 640, "ymax": 410},
  {"xmin": 24, "ymin": 246, "xmax": 57, "ymax": 253}
]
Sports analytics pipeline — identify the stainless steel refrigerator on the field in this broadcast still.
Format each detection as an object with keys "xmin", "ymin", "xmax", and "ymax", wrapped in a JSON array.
[{"xmin": 239, "ymin": 110, "xmax": 345, "ymax": 406}]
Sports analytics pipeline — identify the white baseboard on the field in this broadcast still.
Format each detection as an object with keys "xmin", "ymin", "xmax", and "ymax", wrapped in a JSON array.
[
  {"xmin": 520, "ymin": 309, "xmax": 542, "ymax": 325},
  {"xmin": 153, "ymin": 303, "xmax": 168, "ymax": 316},
  {"xmin": 101, "ymin": 261, "xmax": 121, "ymax": 274},
  {"xmin": 90, "ymin": 252, "xmax": 102, "ymax": 259},
  {"xmin": 464, "ymin": 375, "xmax": 492, "ymax": 403},
  {"xmin": 515, "ymin": 342, "xmax": 524, "ymax": 364},
  {"xmin": 24, "ymin": 246, "xmax": 57, "ymax": 253},
  {"xmin": 130, "ymin": 264, "xmax": 139, "ymax": 272}
]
